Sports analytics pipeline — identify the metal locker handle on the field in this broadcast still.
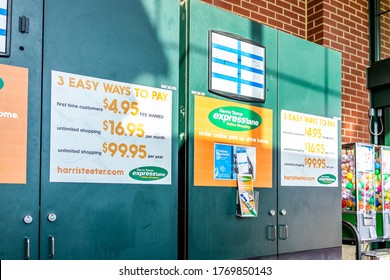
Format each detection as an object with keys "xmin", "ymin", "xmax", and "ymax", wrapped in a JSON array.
[
  {"xmin": 25, "ymin": 237, "xmax": 30, "ymax": 260},
  {"xmin": 49, "ymin": 236, "xmax": 55, "ymax": 258},
  {"xmin": 267, "ymin": 225, "xmax": 277, "ymax": 241},
  {"xmin": 279, "ymin": 224, "xmax": 288, "ymax": 240}
]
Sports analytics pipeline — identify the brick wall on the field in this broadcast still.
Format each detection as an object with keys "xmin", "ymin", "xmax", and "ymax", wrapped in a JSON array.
[
  {"xmin": 380, "ymin": 1, "xmax": 390, "ymax": 60},
  {"xmin": 202, "ymin": 0, "xmax": 371, "ymax": 144}
]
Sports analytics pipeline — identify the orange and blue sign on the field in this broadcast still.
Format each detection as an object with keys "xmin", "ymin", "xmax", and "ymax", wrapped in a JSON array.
[
  {"xmin": 194, "ymin": 95, "xmax": 273, "ymax": 188},
  {"xmin": 0, "ymin": 64, "xmax": 29, "ymax": 184}
]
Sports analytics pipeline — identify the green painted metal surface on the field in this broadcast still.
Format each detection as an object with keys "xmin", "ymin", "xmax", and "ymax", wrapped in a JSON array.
[
  {"xmin": 383, "ymin": 107, "xmax": 390, "ymax": 146},
  {"xmin": 376, "ymin": 213, "xmax": 384, "ymax": 237},
  {"xmin": 1, "ymin": 0, "xmax": 179, "ymax": 260},
  {"xmin": 342, "ymin": 213, "xmax": 357, "ymax": 239},
  {"xmin": 184, "ymin": 0, "xmax": 278, "ymax": 260},
  {"xmin": 184, "ymin": 0, "xmax": 341, "ymax": 259},
  {"xmin": 0, "ymin": 0, "xmax": 43, "ymax": 260},
  {"xmin": 39, "ymin": 0, "xmax": 180, "ymax": 260},
  {"xmin": 277, "ymin": 31, "xmax": 342, "ymax": 254}
]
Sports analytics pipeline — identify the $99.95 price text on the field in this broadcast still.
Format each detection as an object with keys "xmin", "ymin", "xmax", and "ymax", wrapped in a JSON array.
[{"xmin": 102, "ymin": 142, "xmax": 147, "ymax": 159}]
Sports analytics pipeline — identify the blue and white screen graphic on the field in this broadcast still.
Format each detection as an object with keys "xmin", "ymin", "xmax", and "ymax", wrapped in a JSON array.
[
  {"xmin": 210, "ymin": 31, "xmax": 265, "ymax": 101},
  {"xmin": 0, "ymin": 0, "xmax": 8, "ymax": 53}
]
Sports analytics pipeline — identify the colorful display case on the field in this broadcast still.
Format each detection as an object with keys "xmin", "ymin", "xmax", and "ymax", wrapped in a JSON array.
[
  {"xmin": 342, "ymin": 143, "xmax": 377, "ymax": 241},
  {"xmin": 374, "ymin": 145, "xmax": 390, "ymax": 239}
]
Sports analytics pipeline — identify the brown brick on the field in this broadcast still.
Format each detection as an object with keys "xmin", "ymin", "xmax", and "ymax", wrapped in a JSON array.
[
  {"xmin": 344, "ymin": 73, "xmax": 358, "ymax": 83},
  {"xmin": 224, "ymin": 0, "xmax": 241, "ymax": 6},
  {"xmin": 357, "ymin": 104, "xmax": 369, "ymax": 113},
  {"xmin": 342, "ymin": 65, "xmax": 351, "ymax": 74},
  {"xmin": 279, "ymin": 1, "xmax": 292, "ymax": 10},
  {"xmin": 345, "ymin": 102, "xmax": 357, "ymax": 110},
  {"xmin": 283, "ymin": 9, "xmax": 299, "ymax": 20},
  {"xmin": 350, "ymin": 28, "xmax": 362, "ymax": 37},
  {"xmin": 268, "ymin": 18, "xmax": 284, "ymax": 29},
  {"xmin": 260, "ymin": 7, "xmax": 275, "ymax": 18},
  {"xmin": 343, "ymin": 5, "xmax": 357, "ymax": 16},
  {"xmin": 350, "ymin": 1, "xmax": 364, "ymax": 12},
  {"xmin": 233, "ymin": 5, "xmax": 250, "ymax": 17},
  {"xmin": 342, "ymin": 122, "xmax": 352, "ymax": 130},
  {"xmin": 344, "ymin": 116, "xmax": 355, "ymax": 124},
  {"xmin": 337, "ymin": 36, "xmax": 350, "ymax": 46},
  {"xmin": 330, "ymin": 26, "xmax": 344, "ymax": 37},
  {"xmin": 291, "ymin": 5, "xmax": 305, "ymax": 16},
  {"xmin": 351, "ymin": 68, "xmax": 363, "ymax": 78},
  {"xmin": 284, "ymin": 24, "xmax": 299, "ymax": 35},
  {"xmin": 267, "ymin": 3, "xmax": 283, "ymax": 14},
  {"xmin": 342, "ymin": 94, "xmax": 351, "ymax": 102},
  {"xmin": 342, "ymin": 108, "xmax": 352, "ymax": 116},
  {"xmin": 342, "ymin": 79, "xmax": 351, "ymax": 88},
  {"xmin": 333, "ymin": 0, "xmax": 344, "ymax": 10},
  {"xmin": 350, "ymin": 14, "xmax": 363, "ymax": 26},
  {"xmin": 276, "ymin": 13, "xmax": 291, "ymax": 24},
  {"xmin": 351, "ymin": 110, "xmax": 364, "ymax": 119},
  {"xmin": 251, "ymin": 12, "xmax": 267, "ymax": 24},
  {"xmin": 357, "ymin": 118, "xmax": 369, "ymax": 126},
  {"xmin": 337, "ymin": 9, "xmax": 350, "ymax": 20},
  {"xmin": 342, "ymin": 136, "xmax": 351, "ymax": 143},
  {"xmin": 213, "ymin": 0, "xmax": 233, "ymax": 10},
  {"xmin": 345, "ymin": 130, "xmax": 358, "ymax": 137},
  {"xmin": 242, "ymin": 1, "xmax": 258, "ymax": 11},
  {"xmin": 344, "ymin": 46, "xmax": 357, "ymax": 56},
  {"xmin": 250, "ymin": 0, "xmax": 267, "ymax": 8},
  {"xmin": 336, "ymin": 22, "xmax": 350, "ymax": 33},
  {"xmin": 351, "ymin": 96, "xmax": 363, "ymax": 104},
  {"xmin": 350, "ymin": 82, "xmax": 364, "ymax": 91}
]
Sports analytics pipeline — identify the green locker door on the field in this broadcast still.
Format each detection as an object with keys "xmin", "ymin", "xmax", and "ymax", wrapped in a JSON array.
[
  {"xmin": 277, "ymin": 32, "xmax": 342, "ymax": 258},
  {"xmin": 39, "ymin": 0, "xmax": 179, "ymax": 259},
  {"xmin": 183, "ymin": 0, "xmax": 278, "ymax": 259},
  {"xmin": 0, "ymin": 0, "xmax": 43, "ymax": 259}
]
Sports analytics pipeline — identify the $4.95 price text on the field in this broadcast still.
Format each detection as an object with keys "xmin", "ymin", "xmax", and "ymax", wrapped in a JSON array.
[{"xmin": 103, "ymin": 97, "xmax": 139, "ymax": 116}]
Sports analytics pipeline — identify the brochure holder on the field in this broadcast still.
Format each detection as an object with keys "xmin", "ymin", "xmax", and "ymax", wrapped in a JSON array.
[{"xmin": 236, "ymin": 174, "xmax": 258, "ymax": 217}]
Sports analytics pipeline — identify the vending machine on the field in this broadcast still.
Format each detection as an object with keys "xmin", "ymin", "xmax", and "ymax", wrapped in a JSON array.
[
  {"xmin": 374, "ymin": 145, "xmax": 390, "ymax": 239},
  {"xmin": 342, "ymin": 143, "xmax": 377, "ymax": 241}
]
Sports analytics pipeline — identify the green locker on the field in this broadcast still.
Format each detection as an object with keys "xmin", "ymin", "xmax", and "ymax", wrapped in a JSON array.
[
  {"xmin": 1, "ymin": 0, "xmax": 180, "ymax": 259},
  {"xmin": 182, "ymin": 0, "xmax": 342, "ymax": 259},
  {"xmin": 182, "ymin": 0, "xmax": 278, "ymax": 260},
  {"xmin": 277, "ymin": 32, "xmax": 342, "ymax": 258},
  {"xmin": 0, "ymin": 0, "xmax": 43, "ymax": 259}
]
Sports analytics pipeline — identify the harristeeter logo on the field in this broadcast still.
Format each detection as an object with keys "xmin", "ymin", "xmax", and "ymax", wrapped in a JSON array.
[
  {"xmin": 239, "ymin": 175, "xmax": 252, "ymax": 182},
  {"xmin": 208, "ymin": 106, "xmax": 262, "ymax": 131},
  {"xmin": 317, "ymin": 174, "xmax": 337, "ymax": 185},
  {"xmin": 129, "ymin": 166, "xmax": 168, "ymax": 181}
]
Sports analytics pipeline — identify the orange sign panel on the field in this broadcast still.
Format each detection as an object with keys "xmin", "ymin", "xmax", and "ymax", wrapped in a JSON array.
[
  {"xmin": 0, "ymin": 64, "xmax": 28, "ymax": 184},
  {"xmin": 194, "ymin": 95, "xmax": 273, "ymax": 187}
]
